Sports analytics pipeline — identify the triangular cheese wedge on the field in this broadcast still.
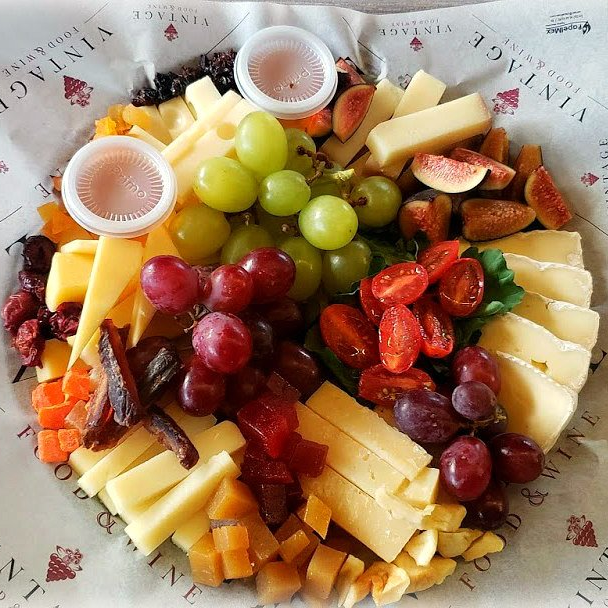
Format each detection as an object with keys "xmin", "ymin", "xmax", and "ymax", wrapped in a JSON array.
[
  {"xmin": 68, "ymin": 236, "xmax": 143, "ymax": 367},
  {"xmin": 127, "ymin": 225, "xmax": 180, "ymax": 348}
]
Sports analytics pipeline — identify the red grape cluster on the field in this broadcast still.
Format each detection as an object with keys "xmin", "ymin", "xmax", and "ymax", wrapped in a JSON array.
[{"xmin": 393, "ymin": 345, "xmax": 545, "ymax": 530}]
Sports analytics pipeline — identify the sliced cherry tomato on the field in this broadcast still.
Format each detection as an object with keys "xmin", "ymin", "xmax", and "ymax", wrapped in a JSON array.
[
  {"xmin": 438, "ymin": 257, "xmax": 485, "ymax": 317},
  {"xmin": 412, "ymin": 296, "xmax": 455, "ymax": 358},
  {"xmin": 378, "ymin": 304, "xmax": 422, "ymax": 374},
  {"xmin": 359, "ymin": 277, "xmax": 386, "ymax": 326},
  {"xmin": 371, "ymin": 262, "xmax": 429, "ymax": 306},
  {"xmin": 320, "ymin": 304, "xmax": 380, "ymax": 370},
  {"xmin": 417, "ymin": 240, "xmax": 460, "ymax": 284},
  {"xmin": 358, "ymin": 364, "xmax": 436, "ymax": 407}
]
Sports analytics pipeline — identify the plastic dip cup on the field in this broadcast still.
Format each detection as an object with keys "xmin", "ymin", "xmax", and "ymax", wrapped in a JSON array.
[
  {"xmin": 234, "ymin": 25, "xmax": 338, "ymax": 120},
  {"xmin": 62, "ymin": 136, "xmax": 177, "ymax": 238}
]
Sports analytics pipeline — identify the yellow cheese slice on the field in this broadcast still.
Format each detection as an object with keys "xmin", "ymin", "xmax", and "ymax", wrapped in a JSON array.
[
  {"xmin": 393, "ymin": 70, "xmax": 446, "ymax": 118},
  {"xmin": 124, "ymin": 450, "xmax": 239, "ymax": 555},
  {"xmin": 124, "ymin": 104, "xmax": 173, "ymax": 145},
  {"xmin": 36, "ymin": 339, "xmax": 88, "ymax": 383},
  {"xmin": 45, "ymin": 252, "xmax": 94, "ymax": 312},
  {"xmin": 321, "ymin": 79, "xmax": 404, "ymax": 167},
  {"xmin": 69, "ymin": 446, "xmax": 112, "ymax": 476},
  {"xmin": 172, "ymin": 509, "xmax": 211, "ymax": 552},
  {"xmin": 366, "ymin": 92, "xmax": 492, "ymax": 166},
  {"xmin": 184, "ymin": 76, "xmax": 221, "ymax": 119},
  {"xmin": 158, "ymin": 96, "xmax": 195, "ymax": 139},
  {"xmin": 300, "ymin": 466, "xmax": 417, "ymax": 562},
  {"xmin": 346, "ymin": 151, "xmax": 371, "ymax": 178},
  {"xmin": 127, "ymin": 225, "xmax": 180, "ymax": 348},
  {"xmin": 60, "ymin": 239, "xmax": 98, "ymax": 255},
  {"xmin": 306, "ymin": 382, "xmax": 431, "ymax": 480},
  {"xmin": 98, "ymin": 488, "xmax": 118, "ymax": 514},
  {"xmin": 398, "ymin": 467, "xmax": 440, "ymax": 508},
  {"xmin": 127, "ymin": 125, "xmax": 166, "ymax": 152},
  {"xmin": 363, "ymin": 154, "xmax": 403, "ymax": 180},
  {"xmin": 69, "ymin": 236, "xmax": 143, "ymax": 367},
  {"xmin": 119, "ymin": 497, "xmax": 157, "ymax": 525}
]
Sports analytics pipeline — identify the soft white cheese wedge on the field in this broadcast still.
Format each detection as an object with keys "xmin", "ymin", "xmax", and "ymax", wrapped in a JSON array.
[
  {"xmin": 459, "ymin": 230, "xmax": 583, "ymax": 267},
  {"xmin": 478, "ymin": 312, "xmax": 591, "ymax": 392},
  {"xmin": 494, "ymin": 351, "xmax": 578, "ymax": 452},
  {"xmin": 504, "ymin": 253, "xmax": 593, "ymax": 307},
  {"xmin": 513, "ymin": 292, "xmax": 600, "ymax": 351}
]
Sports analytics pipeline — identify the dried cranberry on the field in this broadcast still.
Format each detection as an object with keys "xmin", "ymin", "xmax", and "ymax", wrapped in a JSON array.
[
  {"xmin": 37, "ymin": 306, "xmax": 54, "ymax": 339},
  {"xmin": 22, "ymin": 235, "xmax": 55, "ymax": 274},
  {"xmin": 169, "ymin": 75, "xmax": 187, "ymax": 97},
  {"xmin": 49, "ymin": 302, "xmax": 82, "ymax": 341},
  {"xmin": 18, "ymin": 270, "xmax": 46, "ymax": 301},
  {"xmin": 2, "ymin": 291, "xmax": 39, "ymax": 334},
  {"xmin": 13, "ymin": 319, "xmax": 45, "ymax": 366},
  {"xmin": 154, "ymin": 72, "xmax": 178, "ymax": 102},
  {"xmin": 179, "ymin": 65, "xmax": 204, "ymax": 84},
  {"xmin": 131, "ymin": 87, "xmax": 159, "ymax": 107}
]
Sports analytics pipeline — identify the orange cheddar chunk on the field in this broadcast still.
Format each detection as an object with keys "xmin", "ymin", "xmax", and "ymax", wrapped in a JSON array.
[
  {"xmin": 276, "ymin": 514, "xmax": 320, "ymax": 568},
  {"xmin": 256, "ymin": 561, "xmax": 302, "ymax": 605},
  {"xmin": 38, "ymin": 430, "xmax": 68, "ymax": 463},
  {"xmin": 221, "ymin": 548, "xmax": 253, "ymax": 579},
  {"xmin": 212, "ymin": 525, "xmax": 250, "ymax": 552},
  {"xmin": 305, "ymin": 544, "xmax": 347, "ymax": 600},
  {"xmin": 189, "ymin": 533, "xmax": 224, "ymax": 587},
  {"xmin": 279, "ymin": 529, "xmax": 311, "ymax": 564},
  {"xmin": 240, "ymin": 513, "xmax": 280, "ymax": 572},
  {"xmin": 206, "ymin": 478, "xmax": 258, "ymax": 520},
  {"xmin": 298, "ymin": 494, "xmax": 332, "ymax": 539}
]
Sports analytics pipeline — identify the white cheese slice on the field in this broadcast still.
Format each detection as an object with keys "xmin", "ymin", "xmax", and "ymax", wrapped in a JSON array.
[
  {"xmin": 459, "ymin": 230, "xmax": 583, "ymax": 267},
  {"xmin": 296, "ymin": 403, "xmax": 407, "ymax": 496},
  {"xmin": 478, "ymin": 312, "xmax": 591, "ymax": 392},
  {"xmin": 306, "ymin": 382, "xmax": 431, "ymax": 481},
  {"xmin": 494, "ymin": 351, "xmax": 578, "ymax": 452},
  {"xmin": 69, "ymin": 446, "xmax": 112, "ymax": 476},
  {"xmin": 513, "ymin": 291, "xmax": 600, "ymax": 351},
  {"xmin": 172, "ymin": 509, "xmax": 211, "ymax": 552},
  {"xmin": 374, "ymin": 487, "xmax": 434, "ymax": 527},
  {"xmin": 124, "ymin": 451, "xmax": 239, "ymax": 556},
  {"xmin": 321, "ymin": 79, "xmax": 404, "ymax": 167},
  {"xmin": 184, "ymin": 77, "xmax": 221, "ymax": 119},
  {"xmin": 504, "ymin": 253, "xmax": 593, "ymax": 308},
  {"xmin": 300, "ymin": 466, "xmax": 417, "ymax": 563},
  {"xmin": 119, "ymin": 497, "xmax": 156, "ymax": 525},
  {"xmin": 158, "ymin": 96, "xmax": 195, "ymax": 139},
  {"xmin": 366, "ymin": 92, "xmax": 492, "ymax": 166},
  {"xmin": 392, "ymin": 70, "xmax": 446, "ymax": 118},
  {"xmin": 127, "ymin": 125, "xmax": 166, "ymax": 151}
]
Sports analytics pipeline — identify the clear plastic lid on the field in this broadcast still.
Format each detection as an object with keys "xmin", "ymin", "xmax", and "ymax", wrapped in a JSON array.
[
  {"xmin": 62, "ymin": 136, "xmax": 177, "ymax": 238},
  {"xmin": 234, "ymin": 26, "xmax": 338, "ymax": 120}
]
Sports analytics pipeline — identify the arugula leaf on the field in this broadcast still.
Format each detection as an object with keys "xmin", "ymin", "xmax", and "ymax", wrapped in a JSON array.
[
  {"xmin": 304, "ymin": 325, "xmax": 360, "ymax": 396},
  {"xmin": 454, "ymin": 247, "xmax": 525, "ymax": 346},
  {"xmin": 358, "ymin": 234, "xmax": 416, "ymax": 270}
]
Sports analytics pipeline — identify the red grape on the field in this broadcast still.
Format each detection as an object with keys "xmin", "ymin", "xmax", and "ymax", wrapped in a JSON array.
[
  {"xmin": 241, "ymin": 312, "xmax": 275, "ymax": 363},
  {"xmin": 192, "ymin": 312, "xmax": 252, "ymax": 374},
  {"xmin": 478, "ymin": 404, "xmax": 509, "ymax": 440},
  {"xmin": 178, "ymin": 356, "xmax": 226, "ymax": 416},
  {"xmin": 440, "ymin": 436, "xmax": 492, "ymax": 501},
  {"xmin": 193, "ymin": 264, "xmax": 215, "ymax": 301},
  {"xmin": 489, "ymin": 433, "xmax": 544, "ymax": 483},
  {"xmin": 201, "ymin": 264, "xmax": 254, "ymax": 313},
  {"xmin": 273, "ymin": 341, "xmax": 322, "ymax": 399},
  {"xmin": 451, "ymin": 381, "xmax": 497, "ymax": 421},
  {"xmin": 452, "ymin": 346, "xmax": 501, "ymax": 395},
  {"xmin": 2, "ymin": 291, "xmax": 39, "ymax": 334},
  {"xmin": 254, "ymin": 297, "xmax": 303, "ymax": 338},
  {"xmin": 238, "ymin": 247, "xmax": 296, "ymax": 303},
  {"xmin": 141, "ymin": 255, "xmax": 199, "ymax": 315},
  {"xmin": 464, "ymin": 480, "xmax": 509, "ymax": 530},
  {"xmin": 393, "ymin": 389, "xmax": 462, "ymax": 444},
  {"xmin": 225, "ymin": 366, "xmax": 267, "ymax": 408}
]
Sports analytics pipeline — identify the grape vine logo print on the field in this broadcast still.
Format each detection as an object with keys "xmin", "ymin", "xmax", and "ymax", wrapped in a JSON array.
[
  {"xmin": 492, "ymin": 88, "xmax": 519, "ymax": 115},
  {"xmin": 63, "ymin": 76, "xmax": 94, "ymax": 108},
  {"xmin": 566, "ymin": 515, "xmax": 598, "ymax": 548},
  {"xmin": 46, "ymin": 546, "xmax": 84, "ymax": 582}
]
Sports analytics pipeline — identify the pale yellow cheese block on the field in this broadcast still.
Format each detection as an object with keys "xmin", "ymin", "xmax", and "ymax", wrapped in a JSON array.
[
  {"xmin": 172, "ymin": 509, "xmax": 211, "ymax": 552},
  {"xmin": 124, "ymin": 104, "xmax": 172, "ymax": 144},
  {"xmin": 36, "ymin": 339, "xmax": 88, "ymax": 383},
  {"xmin": 374, "ymin": 486, "xmax": 434, "ymax": 527},
  {"xmin": 296, "ymin": 403, "xmax": 406, "ymax": 496},
  {"xmin": 184, "ymin": 76, "xmax": 221, "ymax": 119},
  {"xmin": 127, "ymin": 225, "xmax": 180, "ymax": 348},
  {"xmin": 321, "ymin": 79, "xmax": 404, "ymax": 167},
  {"xmin": 346, "ymin": 151, "xmax": 371, "ymax": 178},
  {"xmin": 306, "ymin": 382, "xmax": 431, "ymax": 480},
  {"xmin": 158, "ymin": 96, "xmax": 195, "ymax": 139},
  {"xmin": 119, "ymin": 497, "xmax": 157, "ymax": 525},
  {"xmin": 398, "ymin": 467, "xmax": 440, "ymax": 509},
  {"xmin": 69, "ymin": 236, "xmax": 143, "ymax": 367},
  {"xmin": 366, "ymin": 92, "xmax": 492, "ymax": 166},
  {"xmin": 124, "ymin": 450, "xmax": 239, "ymax": 555},
  {"xmin": 98, "ymin": 488, "xmax": 118, "ymax": 514},
  {"xmin": 393, "ymin": 70, "xmax": 446, "ymax": 118},
  {"xmin": 336, "ymin": 555, "xmax": 365, "ymax": 607},
  {"xmin": 127, "ymin": 125, "xmax": 166, "ymax": 152},
  {"xmin": 363, "ymin": 154, "xmax": 403, "ymax": 180},
  {"xmin": 69, "ymin": 446, "xmax": 112, "ymax": 476},
  {"xmin": 60, "ymin": 239, "xmax": 98, "ymax": 255},
  {"xmin": 300, "ymin": 466, "xmax": 417, "ymax": 563},
  {"xmin": 45, "ymin": 252, "xmax": 94, "ymax": 312}
]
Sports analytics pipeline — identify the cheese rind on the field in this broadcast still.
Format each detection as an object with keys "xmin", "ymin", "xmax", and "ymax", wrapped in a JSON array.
[
  {"xmin": 158, "ymin": 96, "xmax": 195, "ymax": 139},
  {"xmin": 504, "ymin": 253, "xmax": 592, "ymax": 308},
  {"xmin": 392, "ymin": 70, "xmax": 446, "ymax": 118},
  {"xmin": 478, "ymin": 313, "xmax": 591, "ymax": 392},
  {"xmin": 366, "ymin": 93, "xmax": 492, "ymax": 166},
  {"xmin": 306, "ymin": 382, "xmax": 431, "ymax": 480},
  {"xmin": 495, "ymin": 351, "xmax": 577, "ymax": 452}
]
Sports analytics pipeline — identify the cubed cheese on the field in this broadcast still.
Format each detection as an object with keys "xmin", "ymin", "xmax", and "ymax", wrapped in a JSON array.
[
  {"xmin": 398, "ymin": 467, "xmax": 440, "ymax": 508},
  {"xmin": 60, "ymin": 239, "xmax": 98, "ymax": 255},
  {"xmin": 392, "ymin": 70, "xmax": 446, "ymax": 118},
  {"xmin": 125, "ymin": 104, "xmax": 172, "ymax": 144},
  {"xmin": 495, "ymin": 351, "xmax": 578, "ymax": 452},
  {"xmin": 36, "ymin": 339, "xmax": 87, "ymax": 383},
  {"xmin": 45, "ymin": 253, "xmax": 94, "ymax": 312},
  {"xmin": 184, "ymin": 77, "xmax": 221, "ymax": 119},
  {"xmin": 306, "ymin": 382, "xmax": 431, "ymax": 481},
  {"xmin": 172, "ymin": 509, "xmax": 211, "ymax": 552},
  {"xmin": 504, "ymin": 253, "xmax": 593, "ymax": 308},
  {"xmin": 513, "ymin": 291, "xmax": 599, "ymax": 351},
  {"xmin": 366, "ymin": 93, "xmax": 492, "ymax": 166},
  {"xmin": 158, "ymin": 96, "xmax": 195, "ymax": 139},
  {"xmin": 478, "ymin": 313, "xmax": 591, "ymax": 392}
]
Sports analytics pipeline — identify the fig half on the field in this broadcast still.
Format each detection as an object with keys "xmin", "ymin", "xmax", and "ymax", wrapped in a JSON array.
[
  {"xmin": 450, "ymin": 148, "xmax": 515, "ymax": 190},
  {"xmin": 336, "ymin": 57, "xmax": 365, "ymax": 91},
  {"xmin": 479, "ymin": 127, "xmax": 510, "ymax": 164},
  {"xmin": 524, "ymin": 166, "xmax": 573, "ymax": 229},
  {"xmin": 461, "ymin": 198, "xmax": 536, "ymax": 241},
  {"xmin": 411, "ymin": 153, "xmax": 488, "ymax": 193},
  {"xmin": 399, "ymin": 189, "xmax": 452, "ymax": 243},
  {"xmin": 507, "ymin": 144, "xmax": 543, "ymax": 200},
  {"xmin": 332, "ymin": 83, "xmax": 376, "ymax": 143}
]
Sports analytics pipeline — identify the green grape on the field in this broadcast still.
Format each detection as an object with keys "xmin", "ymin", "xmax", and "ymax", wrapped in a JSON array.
[
  {"xmin": 279, "ymin": 236, "xmax": 323, "ymax": 301},
  {"xmin": 220, "ymin": 224, "xmax": 274, "ymax": 265},
  {"xmin": 257, "ymin": 205, "xmax": 299, "ymax": 241},
  {"xmin": 322, "ymin": 240, "xmax": 372, "ymax": 294},
  {"xmin": 285, "ymin": 128, "xmax": 315, "ymax": 176},
  {"xmin": 169, "ymin": 204, "xmax": 231, "ymax": 263},
  {"xmin": 193, "ymin": 157, "xmax": 258, "ymax": 213},
  {"xmin": 351, "ymin": 176, "xmax": 402, "ymax": 228},
  {"xmin": 259, "ymin": 170, "xmax": 311, "ymax": 217},
  {"xmin": 235, "ymin": 111, "xmax": 288, "ymax": 179},
  {"xmin": 298, "ymin": 195, "xmax": 358, "ymax": 251}
]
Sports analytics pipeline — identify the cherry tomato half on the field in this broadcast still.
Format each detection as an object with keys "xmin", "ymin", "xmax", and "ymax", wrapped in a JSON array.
[
  {"xmin": 417, "ymin": 240, "xmax": 460, "ymax": 284},
  {"xmin": 358, "ymin": 363, "xmax": 436, "ymax": 407},
  {"xmin": 438, "ymin": 258, "xmax": 485, "ymax": 317},
  {"xmin": 378, "ymin": 304, "xmax": 422, "ymax": 374},
  {"xmin": 320, "ymin": 304, "xmax": 380, "ymax": 370},
  {"xmin": 371, "ymin": 262, "xmax": 429, "ymax": 306},
  {"xmin": 359, "ymin": 277, "xmax": 386, "ymax": 326},
  {"xmin": 412, "ymin": 296, "xmax": 455, "ymax": 358}
]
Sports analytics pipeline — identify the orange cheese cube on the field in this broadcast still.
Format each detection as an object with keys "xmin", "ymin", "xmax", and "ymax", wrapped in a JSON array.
[
  {"xmin": 221, "ymin": 548, "xmax": 253, "ymax": 579},
  {"xmin": 240, "ymin": 513, "xmax": 280, "ymax": 572},
  {"xmin": 279, "ymin": 529, "xmax": 311, "ymax": 564},
  {"xmin": 276, "ymin": 514, "xmax": 320, "ymax": 568},
  {"xmin": 212, "ymin": 525, "xmax": 250, "ymax": 552},
  {"xmin": 206, "ymin": 477, "xmax": 258, "ymax": 520},
  {"xmin": 188, "ymin": 533, "xmax": 224, "ymax": 587},
  {"xmin": 298, "ymin": 494, "xmax": 332, "ymax": 539},
  {"xmin": 256, "ymin": 562, "xmax": 302, "ymax": 605},
  {"xmin": 305, "ymin": 544, "xmax": 347, "ymax": 599}
]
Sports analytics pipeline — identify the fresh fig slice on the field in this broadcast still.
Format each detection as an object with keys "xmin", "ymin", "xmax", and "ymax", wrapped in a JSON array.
[
  {"xmin": 332, "ymin": 83, "xmax": 376, "ymax": 143},
  {"xmin": 524, "ymin": 166, "xmax": 573, "ymax": 229},
  {"xmin": 335, "ymin": 57, "xmax": 365, "ymax": 91},
  {"xmin": 507, "ymin": 144, "xmax": 543, "ymax": 200},
  {"xmin": 411, "ymin": 153, "xmax": 488, "ymax": 193},
  {"xmin": 306, "ymin": 107, "xmax": 332, "ymax": 138},
  {"xmin": 461, "ymin": 198, "xmax": 536, "ymax": 241},
  {"xmin": 479, "ymin": 128, "xmax": 510, "ymax": 164},
  {"xmin": 450, "ymin": 148, "xmax": 516, "ymax": 190},
  {"xmin": 399, "ymin": 189, "xmax": 452, "ymax": 243}
]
